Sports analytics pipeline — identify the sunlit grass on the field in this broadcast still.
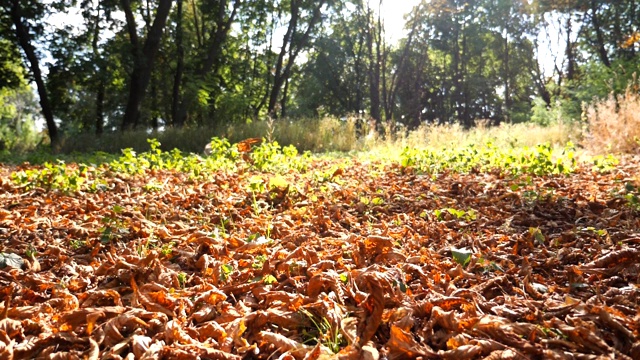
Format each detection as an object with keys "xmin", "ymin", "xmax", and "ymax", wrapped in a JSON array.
[
  {"xmin": 584, "ymin": 87, "xmax": 640, "ymax": 155},
  {"xmin": 1, "ymin": 115, "xmax": 588, "ymax": 167},
  {"xmin": 399, "ymin": 122, "xmax": 582, "ymax": 150}
]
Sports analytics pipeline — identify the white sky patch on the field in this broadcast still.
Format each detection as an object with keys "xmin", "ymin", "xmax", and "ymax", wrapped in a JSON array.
[{"xmin": 381, "ymin": 0, "xmax": 422, "ymax": 43}]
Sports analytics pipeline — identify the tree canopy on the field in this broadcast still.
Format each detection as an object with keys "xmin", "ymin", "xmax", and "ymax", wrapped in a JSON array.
[{"xmin": 1, "ymin": 0, "xmax": 639, "ymax": 144}]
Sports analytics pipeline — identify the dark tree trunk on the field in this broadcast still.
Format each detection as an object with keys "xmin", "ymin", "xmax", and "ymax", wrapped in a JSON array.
[
  {"xmin": 172, "ymin": 0, "xmax": 184, "ymax": 127},
  {"xmin": 384, "ymin": 12, "xmax": 420, "ymax": 124},
  {"xmin": 96, "ymin": 80, "xmax": 105, "ymax": 134},
  {"xmin": 365, "ymin": 2, "xmax": 381, "ymax": 127},
  {"xmin": 503, "ymin": 29, "xmax": 510, "ymax": 123},
  {"xmin": 191, "ymin": 0, "xmax": 202, "ymax": 47},
  {"xmin": 121, "ymin": 0, "xmax": 173, "ymax": 131},
  {"xmin": 280, "ymin": 76, "xmax": 289, "ymax": 118},
  {"xmin": 531, "ymin": 57, "xmax": 552, "ymax": 108},
  {"xmin": 267, "ymin": 0, "xmax": 325, "ymax": 117},
  {"xmin": 175, "ymin": 0, "xmax": 240, "ymax": 126},
  {"xmin": 9, "ymin": 0, "xmax": 58, "ymax": 144},
  {"xmin": 461, "ymin": 17, "xmax": 471, "ymax": 128},
  {"xmin": 565, "ymin": 16, "xmax": 576, "ymax": 81},
  {"xmin": 91, "ymin": 4, "xmax": 105, "ymax": 135},
  {"xmin": 590, "ymin": 0, "xmax": 611, "ymax": 68},
  {"xmin": 452, "ymin": 22, "xmax": 463, "ymax": 126}
]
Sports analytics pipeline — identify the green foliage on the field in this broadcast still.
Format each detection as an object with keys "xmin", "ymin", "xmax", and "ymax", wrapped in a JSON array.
[
  {"xmin": 591, "ymin": 155, "xmax": 619, "ymax": 173},
  {"xmin": 10, "ymin": 138, "xmax": 312, "ymax": 193},
  {"xmin": 10, "ymin": 161, "xmax": 95, "ymax": 193},
  {"xmin": 0, "ymin": 68, "xmax": 42, "ymax": 153},
  {"xmin": 220, "ymin": 263, "xmax": 234, "ymax": 283},
  {"xmin": 250, "ymin": 140, "xmax": 311, "ymax": 173},
  {"xmin": 177, "ymin": 272, "xmax": 188, "ymax": 288},
  {"xmin": 109, "ymin": 138, "xmax": 235, "ymax": 178},
  {"xmin": 531, "ymin": 97, "xmax": 562, "ymax": 126},
  {"xmin": 529, "ymin": 227, "xmax": 546, "ymax": 245},
  {"xmin": 400, "ymin": 142, "xmax": 578, "ymax": 176}
]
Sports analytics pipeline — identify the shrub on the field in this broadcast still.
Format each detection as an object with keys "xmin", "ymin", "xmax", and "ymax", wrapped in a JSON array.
[{"xmin": 584, "ymin": 88, "xmax": 640, "ymax": 154}]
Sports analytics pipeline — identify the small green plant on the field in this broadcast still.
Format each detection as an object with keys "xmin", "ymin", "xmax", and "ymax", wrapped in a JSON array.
[
  {"xmin": 529, "ymin": 227, "xmax": 546, "ymax": 245},
  {"xmin": 451, "ymin": 248, "xmax": 473, "ymax": 266},
  {"xmin": 620, "ymin": 183, "xmax": 640, "ymax": 211},
  {"xmin": 143, "ymin": 180, "xmax": 164, "ymax": 192},
  {"xmin": 476, "ymin": 256, "xmax": 504, "ymax": 273},
  {"xmin": 11, "ymin": 161, "xmax": 92, "ymax": 192},
  {"xmin": 220, "ymin": 264, "xmax": 234, "ymax": 282},
  {"xmin": 252, "ymin": 254, "xmax": 268, "ymax": 269},
  {"xmin": 160, "ymin": 242, "xmax": 176, "ymax": 256},
  {"xmin": 400, "ymin": 142, "xmax": 578, "ymax": 176},
  {"xmin": 247, "ymin": 176, "xmax": 268, "ymax": 215},
  {"xmin": 69, "ymin": 239, "xmax": 87, "ymax": 250},
  {"xmin": 177, "ymin": 272, "xmax": 188, "ymax": 288},
  {"xmin": 262, "ymin": 274, "xmax": 278, "ymax": 285},
  {"xmin": 25, "ymin": 245, "xmax": 37, "ymax": 259},
  {"xmin": 250, "ymin": 140, "xmax": 311, "ymax": 173},
  {"xmin": 434, "ymin": 208, "xmax": 476, "ymax": 221},
  {"xmin": 339, "ymin": 273, "xmax": 349, "ymax": 284},
  {"xmin": 299, "ymin": 309, "xmax": 344, "ymax": 354},
  {"xmin": 591, "ymin": 154, "xmax": 619, "ymax": 173},
  {"xmin": 99, "ymin": 206, "xmax": 129, "ymax": 244}
]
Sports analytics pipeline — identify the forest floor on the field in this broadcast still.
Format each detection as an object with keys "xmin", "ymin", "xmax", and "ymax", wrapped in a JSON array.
[{"xmin": 0, "ymin": 143, "xmax": 639, "ymax": 359}]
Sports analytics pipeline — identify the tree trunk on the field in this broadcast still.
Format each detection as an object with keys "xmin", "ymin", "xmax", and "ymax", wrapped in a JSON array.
[
  {"xmin": 172, "ymin": 0, "xmax": 184, "ymax": 127},
  {"xmin": 383, "ymin": 11, "xmax": 420, "ymax": 124},
  {"xmin": 365, "ymin": 2, "xmax": 381, "ymax": 127},
  {"xmin": 503, "ymin": 30, "xmax": 510, "ymax": 123},
  {"xmin": 280, "ymin": 76, "xmax": 289, "ymax": 118},
  {"xmin": 9, "ymin": 0, "xmax": 58, "ymax": 144},
  {"xmin": 267, "ymin": 0, "xmax": 325, "ymax": 117},
  {"xmin": 96, "ymin": 80, "xmax": 105, "ymax": 134},
  {"xmin": 565, "ymin": 16, "xmax": 576, "ymax": 81},
  {"xmin": 121, "ymin": 0, "xmax": 173, "ymax": 131},
  {"xmin": 590, "ymin": 0, "xmax": 611, "ymax": 68},
  {"xmin": 175, "ymin": 0, "xmax": 240, "ymax": 126},
  {"xmin": 91, "ymin": 4, "xmax": 105, "ymax": 135},
  {"xmin": 452, "ymin": 21, "xmax": 463, "ymax": 126}
]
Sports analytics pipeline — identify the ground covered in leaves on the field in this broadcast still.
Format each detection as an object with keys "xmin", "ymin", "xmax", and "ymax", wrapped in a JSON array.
[{"xmin": 0, "ymin": 143, "xmax": 639, "ymax": 359}]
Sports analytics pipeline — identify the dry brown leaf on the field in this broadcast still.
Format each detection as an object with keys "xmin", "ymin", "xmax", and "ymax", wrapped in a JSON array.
[{"xmin": 387, "ymin": 325, "xmax": 438, "ymax": 359}]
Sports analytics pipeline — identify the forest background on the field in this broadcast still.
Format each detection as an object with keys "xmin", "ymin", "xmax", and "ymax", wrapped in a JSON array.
[{"xmin": 1, "ymin": 0, "xmax": 639, "ymax": 154}]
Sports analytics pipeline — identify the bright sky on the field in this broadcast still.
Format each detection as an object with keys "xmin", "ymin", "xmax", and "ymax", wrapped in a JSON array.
[{"xmin": 381, "ymin": 0, "xmax": 423, "ymax": 42}]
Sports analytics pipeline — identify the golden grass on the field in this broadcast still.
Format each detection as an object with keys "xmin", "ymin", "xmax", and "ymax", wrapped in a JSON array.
[
  {"xmin": 584, "ymin": 88, "xmax": 640, "ymax": 154},
  {"xmin": 54, "ymin": 116, "xmax": 582, "ymax": 156},
  {"xmin": 398, "ymin": 122, "xmax": 582, "ymax": 150}
]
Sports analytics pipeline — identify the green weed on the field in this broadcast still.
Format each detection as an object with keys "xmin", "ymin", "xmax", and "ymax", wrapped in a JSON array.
[
  {"xmin": 299, "ymin": 308, "xmax": 345, "ymax": 354},
  {"xmin": 401, "ymin": 142, "xmax": 578, "ymax": 176}
]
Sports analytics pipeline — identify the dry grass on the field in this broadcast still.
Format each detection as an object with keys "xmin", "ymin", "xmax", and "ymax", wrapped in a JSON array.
[
  {"xmin": 54, "ymin": 117, "xmax": 360, "ymax": 154},
  {"xmin": 397, "ymin": 121, "xmax": 581, "ymax": 151},
  {"xmin": 53, "ymin": 116, "xmax": 581, "ymax": 156},
  {"xmin": 584, "ymin": 88, "xmax": 640, "ymax": 154}
]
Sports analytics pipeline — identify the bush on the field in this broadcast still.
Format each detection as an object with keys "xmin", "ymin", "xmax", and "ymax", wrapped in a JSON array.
[{"xmin": 584, "ymin": 88, "xmax": 640, "ymax": 154}]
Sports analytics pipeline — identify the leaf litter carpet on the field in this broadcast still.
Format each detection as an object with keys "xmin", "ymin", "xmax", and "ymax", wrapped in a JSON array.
[{"xmin": 0, "ymin": 157, "xmax": 639, "ymax": 359}]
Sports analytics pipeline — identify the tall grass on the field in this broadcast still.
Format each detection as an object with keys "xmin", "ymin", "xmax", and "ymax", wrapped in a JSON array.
[
  {"xmin": 50, "ymin": 116, "xmax": 581, "ymax": 157},
  {"xmin": 54, "ymin": 117, "xmax": 360, "ymax": 154},
  {"xmin": 401, "ymin": 121, "xmax": 581, "ymax": 150},
  {"xmin": 584, "ymin": 88, "xmax": 640, "ymax": 154}
]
